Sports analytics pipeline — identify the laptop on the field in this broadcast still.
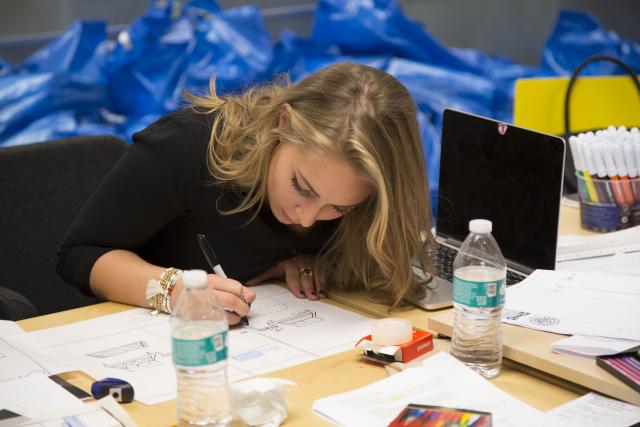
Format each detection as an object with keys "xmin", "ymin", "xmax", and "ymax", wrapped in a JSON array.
[{"xmin": 410, "ymin": 109, "xmax": 566, "ymax": 310}]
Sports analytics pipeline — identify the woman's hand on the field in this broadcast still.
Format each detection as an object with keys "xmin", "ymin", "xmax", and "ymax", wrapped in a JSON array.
[
  {"xmin": 205, "ymin": 274, "xmax": 256, "ymax": 325},
  {"xmin": 246, "ymin": 255, "xmax": 325, "ymax": 301}
]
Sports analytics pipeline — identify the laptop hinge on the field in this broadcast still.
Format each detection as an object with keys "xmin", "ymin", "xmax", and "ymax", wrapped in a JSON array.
[
  {"xmin": 506, "ymin": 260, "xmax": 533, "ymax": 275},
  {"xmin": 441, "ymin": 236, "xmax": 463, "ymax": 249},
  {"xmin": 442, "ymin": 236, "xmax": 534, "ymax": 276}
]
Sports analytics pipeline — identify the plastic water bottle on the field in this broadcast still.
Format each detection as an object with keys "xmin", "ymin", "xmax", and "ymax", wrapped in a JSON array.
[
  {"xmin": 171, "ymin": 270, "xmax": 231, "ymax": 426},
  {"xmin": 451, "ymin": 219, "xmax": 506, "ymax": 378}
]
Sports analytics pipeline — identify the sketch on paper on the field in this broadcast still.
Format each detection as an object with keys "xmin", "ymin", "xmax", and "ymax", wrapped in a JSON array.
[
  {"xmin": 252, "ymin": 309, "xmax": 324, "ymax": 333},
  {"xmin": 86, "ymin": 340, "xmax": 149, "ymax": 358},
  {"xmin": 103, "ymin": 351, "xmax": 170, "ymax": 372},
  {"xmin": 277, "ymin": 310, "xmax": 323, "ymax": 327}
]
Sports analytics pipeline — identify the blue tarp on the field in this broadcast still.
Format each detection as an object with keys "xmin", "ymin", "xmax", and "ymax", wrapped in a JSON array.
[{"xmin": 1, "ymin": 0, "xmax": 639, "ymax": 205}]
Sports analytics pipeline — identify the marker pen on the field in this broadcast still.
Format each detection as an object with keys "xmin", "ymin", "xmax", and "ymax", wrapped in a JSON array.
[
  {"xmin": 612, "ymin": 142, "xmax": 635, "ymax": 205},
  {"xmin": 580, "ymin": 139, "xmax": 600, "ymax": 203},
  {"xmin": 196, "ymin": 234, "xmax": 250, "ymax": 326},
  {"xmin": 591, "ymin": 142, "xmax": 616, "ymax": 205},
  {"xmin": 569, "ymin": 136, "xmax": 589, "ymax": 201},
  {"xmin": 622, "ymin": 139, "xmax": 640, "ymax": 203},
  {"xmin": 601, "ymin": 142, "xmax": 627, "ymax": 206}
]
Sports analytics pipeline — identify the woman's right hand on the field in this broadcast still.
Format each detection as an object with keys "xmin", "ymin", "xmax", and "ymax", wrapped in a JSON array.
[{"xmin": 205, "ymin": 274, "xmax": 256, "ymax": 325}]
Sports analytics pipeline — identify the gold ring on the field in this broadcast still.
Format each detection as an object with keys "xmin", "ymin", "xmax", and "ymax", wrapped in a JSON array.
[{"xmin": 299, "ymin": 267, "xmax": 314, "ymax": 277}]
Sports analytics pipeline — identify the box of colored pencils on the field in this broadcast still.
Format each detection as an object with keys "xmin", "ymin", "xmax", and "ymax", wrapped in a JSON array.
[
  {"xmin": 596, "ymin": 350, "xmax": 640, "ymax": 393},
  {"xmin": 387, "ymin": 403, "xmax": 492, "ymax": 427}
]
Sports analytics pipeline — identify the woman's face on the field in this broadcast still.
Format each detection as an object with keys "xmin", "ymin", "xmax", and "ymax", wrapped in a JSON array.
[{"xmin": 267, "ymin": 141, "xmax": 372, "ymax": 228}]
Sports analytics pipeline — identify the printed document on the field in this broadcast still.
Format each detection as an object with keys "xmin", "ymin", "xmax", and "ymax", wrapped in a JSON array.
[
  {"xmin": 545, "ymin": 392, "xmax": 640, "ymax": 427},
  {"xmin": 312, "ymin": 351, "xmax": 543, "ymax": 427},
  {"xmin": 502, "ymin": 270, "xmax": 640, "ymax": 341},
  {"xmin": 6, "ymin": 284, "xmax": 373, "ymax": 405}
]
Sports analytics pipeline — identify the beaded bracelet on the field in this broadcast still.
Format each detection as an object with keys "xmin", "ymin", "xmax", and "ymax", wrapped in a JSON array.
[
  {"xmin": 162, "ymin": 269, "xmax": 183, "ymax": 314},
  {"xmin": 145, "ymin": 267, "xmax": 183, "ymax": 315}
]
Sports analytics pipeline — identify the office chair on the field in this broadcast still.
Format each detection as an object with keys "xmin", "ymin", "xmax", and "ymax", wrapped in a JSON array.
[{"xmin": 0, "ymin": 135, "xmax": 127, "ymax": 320}]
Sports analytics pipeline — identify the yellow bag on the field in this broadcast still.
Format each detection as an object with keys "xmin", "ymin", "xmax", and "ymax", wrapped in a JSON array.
[{"xmin": 514, "ymin": 55, "xmax": 640, "ymax": 194}]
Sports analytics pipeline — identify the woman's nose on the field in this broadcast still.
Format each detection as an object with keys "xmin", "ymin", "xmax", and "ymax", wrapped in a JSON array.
[{"xmin": 295, "ymin": 203, "xmax": 319, "ymax": 228}]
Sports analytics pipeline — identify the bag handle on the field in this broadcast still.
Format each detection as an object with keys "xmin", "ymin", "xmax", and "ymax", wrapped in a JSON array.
[{"xmin": 564, "ymin": 54, "xmax": 640, "ymax": 136}]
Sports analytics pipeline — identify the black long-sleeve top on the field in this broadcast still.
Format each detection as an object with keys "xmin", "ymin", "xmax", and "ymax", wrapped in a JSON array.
[{"xmin": 57, "ymin": 108, "xmax": 339, "ymax": 296}]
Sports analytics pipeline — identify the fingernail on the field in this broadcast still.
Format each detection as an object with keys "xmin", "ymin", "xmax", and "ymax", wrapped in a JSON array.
[
  {"xmin": 318, "ymin": 290, "xmax": 326, "ymax": 297},
  {"xmin": 310, "ymin": 290, "xmax": 317, "ymax": 296}
]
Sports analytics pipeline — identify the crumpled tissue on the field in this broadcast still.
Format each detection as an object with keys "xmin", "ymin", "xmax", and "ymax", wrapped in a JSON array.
[{"xmin": 230, "ymin": 377, "xmax": 297, "ymax": 427}]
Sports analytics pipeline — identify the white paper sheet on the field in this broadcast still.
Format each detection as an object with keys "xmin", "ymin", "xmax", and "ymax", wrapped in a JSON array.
[
  {"xmin": 0, "ymin": 372, "xmax": 85, "ymax": 419},
  {"xmin": 312, "ymin": 351, "xmax": 543, "ymax": 427},
  {"xmin": 0, "ymin": 321, "xmax": 68, "ymax": 383},
  {"xmin": 503, "ymin": 270, "xmax": 640, "ymax": 341},
  {"xmin": 0, "ymin": 320, "xmax": 24, "ymax": 337},
  {"xmin": 552, "ymin": 335, "xmax": 640, "ymax": 358},
  {"xmin": 7, "ymin": 285, "xmax": 373, "ymax": 405},
  {"xmin": 2, "ymin": 395, "xmax": 138, "ymax": 427},
  {"xmin": 555, "ymin": 251, "xmax": 640, "ymax": 277},
  {"xmin": 545, "ymin": 393, "xmax": 640, "ymax": 427}
]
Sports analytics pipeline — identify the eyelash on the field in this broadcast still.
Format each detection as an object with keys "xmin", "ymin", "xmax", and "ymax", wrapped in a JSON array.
[
  {"xmin": 290, "ymin": 175, "xmax": 355, "ymax": 216},
  {"xmin": 290, "ymin": 175, "xmax": 313, "ymax": 198},
  {"xmin": 332, "ymin": 205, "xmax": 354, "ymax": 215}
]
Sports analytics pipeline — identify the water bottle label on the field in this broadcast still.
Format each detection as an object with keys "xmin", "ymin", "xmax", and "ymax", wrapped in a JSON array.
[
  {"xmin": 172, "ymin": 330, "xmax": 228, "ymax": 366},
  {"xmin": 453, "ymin": 276, "xmax": 505, "ymax": 308}
]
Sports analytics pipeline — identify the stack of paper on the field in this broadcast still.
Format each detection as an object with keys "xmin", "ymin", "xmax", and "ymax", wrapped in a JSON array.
[{"xmin": 551, "ymin": 335, "xmax": 640, "ymax": 358}]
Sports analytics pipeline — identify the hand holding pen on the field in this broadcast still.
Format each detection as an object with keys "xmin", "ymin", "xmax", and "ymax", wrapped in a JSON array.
[{"xmin": 196, "ymin": 234, "xmax": 254, "ymax": 326}]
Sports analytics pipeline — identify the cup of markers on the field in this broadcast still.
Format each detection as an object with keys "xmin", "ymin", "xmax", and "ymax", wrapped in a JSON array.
[{"xmin": 569, "ymin": 126, "xmax": 640, "ymax": 232}]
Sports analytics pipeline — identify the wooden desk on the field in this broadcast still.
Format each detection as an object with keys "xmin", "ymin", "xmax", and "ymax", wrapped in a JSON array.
[
  {"xmin": 16, "ymin": 205, "xmax": 587, "ymax": 426},
  {"xmin": 18, "ymin": 305, "xmax": 578, "ymax": 427}
]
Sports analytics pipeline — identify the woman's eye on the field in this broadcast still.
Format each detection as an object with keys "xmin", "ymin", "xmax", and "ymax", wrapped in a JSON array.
[
  {"xmin": 290, "ymin": 175, "xmax": 313, "ymax": 198},
  {"xmin": 332, "ymin": 205, "xmax": 354, "ymax": 215}
]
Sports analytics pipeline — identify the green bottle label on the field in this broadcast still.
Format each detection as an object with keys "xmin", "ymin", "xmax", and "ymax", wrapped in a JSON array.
[
  {"xmin": 172, "ymin": 330, "xmax": 228, "ymax": 366},
  {"xmin": 453, "ymin": 276, "xmax": 505, "ymax": 308}
]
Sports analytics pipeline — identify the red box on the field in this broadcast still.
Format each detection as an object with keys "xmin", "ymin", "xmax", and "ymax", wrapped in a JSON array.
[{"xmin": 355, "ymin": 328, "xmax": 433, "ymax": 364}]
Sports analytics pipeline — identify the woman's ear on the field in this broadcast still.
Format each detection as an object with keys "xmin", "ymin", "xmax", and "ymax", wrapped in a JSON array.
[{"xmin": 279, "ymin": 103, "xmax": 291, "ymax": 127}]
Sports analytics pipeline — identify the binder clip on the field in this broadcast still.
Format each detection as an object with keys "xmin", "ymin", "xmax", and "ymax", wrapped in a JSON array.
[{"xmin": 91, "ymin": 377, "xmax": 135, "ymax": 403}]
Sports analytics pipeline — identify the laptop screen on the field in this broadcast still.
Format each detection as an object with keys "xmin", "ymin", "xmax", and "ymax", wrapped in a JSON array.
[{"xmin": 436, "ymin": 109, "xmax": 565, "ymax": 271}]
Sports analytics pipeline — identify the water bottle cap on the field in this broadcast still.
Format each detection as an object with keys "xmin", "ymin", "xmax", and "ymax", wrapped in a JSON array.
[
  {"xmin": 469, "ymin": 219, "xmax": 492, "ymax": 234},
  {"xmin": 182, "ymin": 269, "xmax": 208, "ymax": 289}
]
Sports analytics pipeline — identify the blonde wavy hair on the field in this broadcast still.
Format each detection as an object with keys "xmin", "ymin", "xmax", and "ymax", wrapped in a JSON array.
[{"xmin": 188, "ymin": 62, "xmax": 435, "ymax": 307}]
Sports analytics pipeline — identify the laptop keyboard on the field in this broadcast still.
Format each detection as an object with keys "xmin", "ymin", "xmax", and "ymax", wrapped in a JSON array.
[{"xmin": 428, "ymin": 244, "xmax": 527, "ymax": 286}]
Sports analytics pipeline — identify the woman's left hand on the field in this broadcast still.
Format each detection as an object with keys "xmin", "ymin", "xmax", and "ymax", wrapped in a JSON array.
[{"xmin": 246, "ymin": 255, "xmax": 325, "ymax": 300}]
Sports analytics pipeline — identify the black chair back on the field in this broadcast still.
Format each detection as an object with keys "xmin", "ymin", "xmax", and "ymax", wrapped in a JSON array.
[{"xmin": 0, "ymin": 136, "xmax": 127, "ymax": 318}]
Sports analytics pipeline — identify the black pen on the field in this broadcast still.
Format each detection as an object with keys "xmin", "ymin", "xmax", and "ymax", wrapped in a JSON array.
[{"xmin": 197, "ymin": 233, "xmax": 250, "ymax": 326}]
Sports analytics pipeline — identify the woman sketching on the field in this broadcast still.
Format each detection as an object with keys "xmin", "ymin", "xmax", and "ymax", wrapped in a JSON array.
[{"xmin": 57, "ymin": 62, "xmax": 435, "ymax": 325}]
